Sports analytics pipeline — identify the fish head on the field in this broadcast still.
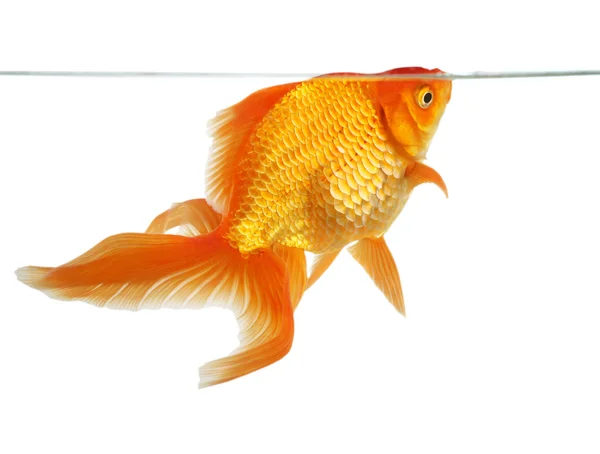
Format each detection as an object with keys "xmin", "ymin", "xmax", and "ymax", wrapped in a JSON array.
[{"xmin": 375, "ymin": 67, "xmax": 452, "ymax": 159}]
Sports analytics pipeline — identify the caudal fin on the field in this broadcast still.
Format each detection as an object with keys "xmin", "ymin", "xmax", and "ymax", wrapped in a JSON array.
[
  {"xmin": 16, "ymin": 230, "xmax": 294, "ymax": 388},
  {"xmin": 145, "ymin": 198, "xmax": 222, "ymax": 236},
  {"xmin": 145, "ymin": 198, "xmax": 309, "ymax": 311}
]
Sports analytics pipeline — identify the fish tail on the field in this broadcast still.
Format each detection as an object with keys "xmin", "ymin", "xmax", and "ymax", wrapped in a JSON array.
[
  {"xmin": 145, "ymin": 198, "xmax": 222, "ymax": 236},
  {"xmin": 16, "ymin": 226, "xmax": 295, "ymax": 388}
]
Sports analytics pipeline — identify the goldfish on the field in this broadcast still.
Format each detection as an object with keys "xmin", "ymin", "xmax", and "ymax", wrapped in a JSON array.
[{"xmin": 16, "ymin": 67, "xmax": 452, "ymax": 388}]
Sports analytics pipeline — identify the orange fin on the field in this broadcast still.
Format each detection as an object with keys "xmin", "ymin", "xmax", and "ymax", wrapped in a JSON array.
[
  {"xmin": 16, "ymin": 231, "xmax": 294, "ymax": 388},
  {"xmin": 306, "ymin": 250, "xmax": 341, "ymax": 290},
  {"xmin": 146, "ymin": 198, "xmax": 222, "ymax": 236},
  {"xmin": 347, "ymin": 236, "xmax": 405, "ymax": 316},
  {"xmin": 272, "ymin": 243, "xmax": 307, "ymax": 311},
  {"xmin": 405, "ymin": 162, "xmax": 448, "ymax": 197},
  {"xmin": 206, "ymin": 82, "xmax": 300, "ymax": 214}
]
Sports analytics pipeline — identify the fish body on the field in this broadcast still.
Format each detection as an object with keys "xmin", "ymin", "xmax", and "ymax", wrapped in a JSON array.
[
  {"xmin": 16, "ymin": 67, "xmax": 452, "ymax": 388},
  {"xmin": 213, "ymin": 69, "xmax": 451, "ymax": 255}
]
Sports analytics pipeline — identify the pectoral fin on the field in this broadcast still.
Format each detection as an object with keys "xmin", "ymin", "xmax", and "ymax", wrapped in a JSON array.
[
  {"xmin": 405, "ymin": 162, "xmax": 448, "ymax": 197},
  {"xmin": 347, "ymin": 236, "xmax": 405, "ymax": 316}
]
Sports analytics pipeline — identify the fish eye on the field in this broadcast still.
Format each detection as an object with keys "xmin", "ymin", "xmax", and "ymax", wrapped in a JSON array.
[{"xmin": 417, "ymin": 87, "xmax": 434, "ymax": 109}]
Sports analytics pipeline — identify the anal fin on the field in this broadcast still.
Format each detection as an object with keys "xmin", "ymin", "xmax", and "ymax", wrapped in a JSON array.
[
  {"xmin": 306, "ymin": 250, "xmax": 341, "ymax": 289},
  {"xmin": 272, "ymin": 243, "xmax": 307, "ymax": 311}
]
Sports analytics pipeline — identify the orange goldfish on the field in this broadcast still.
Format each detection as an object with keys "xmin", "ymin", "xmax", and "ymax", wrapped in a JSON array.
[{"xmin": 16, "ymin": 67, "xmax": 452, "ymax": 388}]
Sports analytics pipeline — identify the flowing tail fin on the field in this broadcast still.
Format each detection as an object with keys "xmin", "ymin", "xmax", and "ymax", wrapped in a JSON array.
[
  {"xmin": 145, "ymin": 198, "xmax": 308, "ymax": 310},
  {"xmin": 15, "ymin": 229, "xmax": 294, "ymax": 388}
]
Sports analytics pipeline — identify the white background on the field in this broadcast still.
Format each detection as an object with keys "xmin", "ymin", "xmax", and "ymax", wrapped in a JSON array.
[{"xmin": 1, "ymin": 1, "xmax": 599, "ymax": 453}]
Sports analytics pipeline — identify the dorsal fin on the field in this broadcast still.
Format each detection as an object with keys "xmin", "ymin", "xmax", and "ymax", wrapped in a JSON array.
[{"xmin": 205, "ymin": 82, "xmax": 300, "ymax": 214}]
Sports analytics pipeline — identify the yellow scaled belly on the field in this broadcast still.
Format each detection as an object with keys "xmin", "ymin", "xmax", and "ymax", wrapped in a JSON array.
[{"xmin": 224, "ymin": 79, "xmax": 411, "ymax": 254}]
